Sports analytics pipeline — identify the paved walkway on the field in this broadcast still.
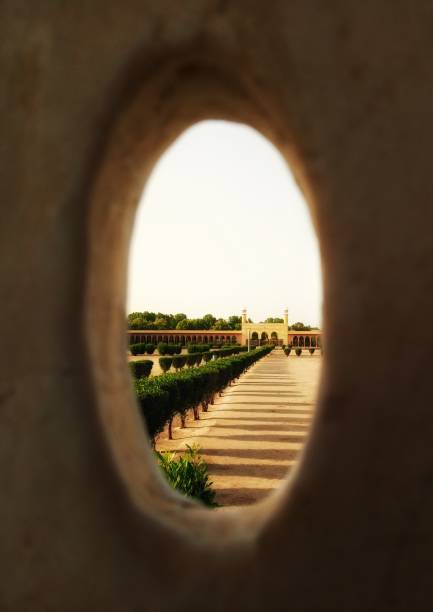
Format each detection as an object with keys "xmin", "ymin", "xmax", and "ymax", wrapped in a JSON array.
[{"xmin": 156, "ymin": 350, "xmax": 321, "ymax": 507}]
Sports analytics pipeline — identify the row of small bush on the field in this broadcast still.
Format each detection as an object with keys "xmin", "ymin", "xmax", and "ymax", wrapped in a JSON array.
[
  {"xmin": 129, "ymin": 360, "xmax": 153, "ymax": 379},
  {"xmin": 159, "ymin": 348, "xmax": 249, "ymax": 374},
  {"xmin": 187, "ymin": 344, "xmax": 247, "ymax": 356},
  {"xmin": 284, "ymin": 347, "xmax": 316, "ymax": 356},
  {"xmin": 159, "ymin": 352, "xmax": 213, "ymax": 373},
  {"xmin": 130, "ymin": 342, "xmax": 156, "ymax": 355},
  {"xmin": 134, "ymin": 346, "xmax": 273, "ymax": 443},
  {"xmin": 129, "ymin": 342, "xmax": 183, "ymax": 356},
  {"xmin": 187, "ymin": 344, "xmax": 211, "ymax": 354},
  {"xmin": 157, "ymin": 343, "xmax": 182, "ymax": 355},
  {"xmin": 210, "ymin": 346, "xmax": 248, "ymax": 359}
]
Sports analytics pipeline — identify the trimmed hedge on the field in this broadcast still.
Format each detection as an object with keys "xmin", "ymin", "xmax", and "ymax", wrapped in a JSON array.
[
  {"xmin": 159, "ymin": 357, "xmax": 173, "ymax": 373},
  {"xmin": 172, "ymin": 355, "xmax": 187, "ymax": 371},
  {"xmin": 295, "ymin": 348, "xmax": 302, "ymax": 356},
  {"xmin": 157, "ymin": 342, "xmax": 182, "ymax": 355},
  {"xmin": 186, "ymin": 354, "xmax": 197, "ymax": 368},
  {"xmin": 129, "ymin": 360, "xmax": 153, "ymax": 379},
  {"xmin": 135, "ymin": 346, "xmax": 273, "ymax": 441},
  {"xmin": 129, "ymin": 342, "xmax": 161, "ymax": 355},
  {"xmin": 130, "ymin": 342, "xmax": 146, "ymax": 355},
  {"xmin": 157, "ymin": 342, "xmax": 168, "ymax": 355},
  {"xmin": 209, "ymin": 346, "xmax": 248, "ymax": 359},
  {"xmin": 187, "ymin": 344, "xmax": 210, "ymax": 354}
]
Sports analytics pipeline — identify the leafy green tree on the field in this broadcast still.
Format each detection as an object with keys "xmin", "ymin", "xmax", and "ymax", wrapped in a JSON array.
[
  {"xmin": 127, "ymin": 312, "xmax": 144, "ymax": 324},
  {"xmin": 129, "ymin": 317, "xmax": 145, "ymax": 329},
  {"xmin": 154, "ymin": 317, "xmax": 169, "ymax": 329},
  {"xmin": 290, "ymin": 322, "xmax": 312, "ymax": 331},
  {"xmin": 128, "ymin": 310, "xmax": 253, "ymax": 331},
  {"xmin": 213, "ymin": 318, "xmax": 229, "ymax": 330},
  {"xmin": 228, "ymin": 315, "xmax": 242, "ymax": 330},
  {"xmin": 203, "ymin": 314, "xmax": 216, "ymax": 328}
]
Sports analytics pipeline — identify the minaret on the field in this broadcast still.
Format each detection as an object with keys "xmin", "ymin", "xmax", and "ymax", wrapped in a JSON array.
[
  {"xmin": 242, "ymin": 308, "xmax": 247, "ymax": 326},
  {"xmin": 283, "ymin": 308, "xmax": 288, "ymax": 328},
  {"xmin": 241, "ymin": 308, "xmax": 248, "ymax": 346}
]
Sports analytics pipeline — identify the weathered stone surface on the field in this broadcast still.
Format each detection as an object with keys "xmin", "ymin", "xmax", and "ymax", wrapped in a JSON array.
[{"xmin": 1, "ymin": 2, "xmax": 433, "ymax": 610}]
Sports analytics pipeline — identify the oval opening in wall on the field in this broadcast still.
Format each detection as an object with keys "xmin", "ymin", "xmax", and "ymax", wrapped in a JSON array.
[{"xmin": 126, "ymin": 120, "xmax": 322, "ymax": 509}]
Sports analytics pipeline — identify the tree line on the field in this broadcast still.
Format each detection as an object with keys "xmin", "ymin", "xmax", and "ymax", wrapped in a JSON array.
[
  {"xmin": 127, "ymin": 311, "xmax": 242, "ymax": 330},
  {"xmin": 127, "ymin": 311, "xmax": 318, "ymax": 331}
]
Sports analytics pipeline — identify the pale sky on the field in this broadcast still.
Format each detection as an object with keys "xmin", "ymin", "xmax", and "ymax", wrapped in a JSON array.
[{"xmin": 127, "ymin": 120, "xmax": 322, "ymax": 326}]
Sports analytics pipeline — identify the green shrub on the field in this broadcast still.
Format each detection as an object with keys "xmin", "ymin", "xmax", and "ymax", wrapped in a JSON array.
[
  {"xmin": 284, "ymin": 347, "xmax": 292, "ymax": 356},
  {"xmin": 155, "ymin": 444, "xmax": 217, "ymax": 507},
  {"xmin": 195, "ymin": 353, "xmax": 203, "ymax": 367},
  {"xmin": 187, "ymin": 344, "xmax": 210, "ymax": 354},
  {"xmin": 159, "ymin": 356, "xmax": 173, "ymax": 373},
  {"xmin": 146, "ymin": 343, "xmax": 156, "ymax": 354},
  {"xmin": 210, "ymin": 346, "xmax": 241, "ymax": 359},
  {"xmin": 172, "ymin": 355, "xmax": 187, "ymax": 371},
  {"xmin": 129, "ymin": 360, "xmax": 153, "ymax": 379},
  {"xmin": 134, "ymin": 378, "xmax": 171, "ymax": 441},
  {"xmin": 134, "ymin": 346, "xmax": 273, "ymax": 443},
  {"xmin": 130, "ymin": 342, "xmax": 146, "ymax": 355},
  {"xmin": 309, "ymin": 348, "xmax": 315, "ymax": 355},
  {"xmin": 157, "ymin": 342, "xmax": 168, "ymax": 355},
  {"xmin": 165, "ymin": 344, "xmax": 181, "ymax": 355},
  {"xmin": 295, "ymin": 348, "xmax": 302, "ymax": 356},
  {"xmin": 186, "ymin": 354, "xmax": 196, "ymax": 368},
  {"xmin": 202, "ymin": 351, "xmax": 212, "ymax": 363}
]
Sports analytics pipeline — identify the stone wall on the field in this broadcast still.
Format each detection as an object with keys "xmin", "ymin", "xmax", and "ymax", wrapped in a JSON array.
[{"xmin": 1, "ymin": 2, "xmax": 433, "ymax": 610}]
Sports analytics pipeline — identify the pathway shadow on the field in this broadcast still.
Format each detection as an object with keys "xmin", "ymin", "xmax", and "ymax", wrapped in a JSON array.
[
  {"xmin": 209, "ymin": 462, "xmax": 291, "ymax": 479},
  {"xmin": 208, "ymin": 415, "xmax": 312, "ymax": 424},
  {"xmin": 200, "ymin": 433, "xmax": 307, "ymax": 443},
  {"xmin": 201, "ymin": 448, "xmax": 301, "ymax": 461},
  {"xmin": 214, "ymin": 405, "xmax": 313, "ymax": 412},
  {"xmin": 214, "ymin": 423, "xmax": 311, "ymax": 432},
  {"xmin": 228, "ymin": 391, "xmax": 304, "ymax": 397},
  {"xmin": 215, "ymin": 487, "xmax": 277, "ymax": 506}
]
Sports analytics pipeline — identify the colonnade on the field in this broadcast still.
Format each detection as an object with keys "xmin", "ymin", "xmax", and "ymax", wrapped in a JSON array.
[{"xmin": 128, "ymin": 332, "xmax": 241, "ymax": 346}]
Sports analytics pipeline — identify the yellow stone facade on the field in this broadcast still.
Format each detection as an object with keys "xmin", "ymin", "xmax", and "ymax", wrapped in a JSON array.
[{"xmin": 241, "ymin": 308, "xmax": 289, "ymax": 346}]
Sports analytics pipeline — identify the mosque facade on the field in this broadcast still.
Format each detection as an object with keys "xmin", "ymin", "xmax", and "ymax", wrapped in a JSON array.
[{"xmin": 128, "ymin": 308, "xmax": 321, "ymax": 349}]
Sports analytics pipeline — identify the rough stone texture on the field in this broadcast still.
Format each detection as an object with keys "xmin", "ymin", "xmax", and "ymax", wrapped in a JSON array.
[{"xmin": 1, "ymin": 2, "xmax": 433, "ymax": 610}]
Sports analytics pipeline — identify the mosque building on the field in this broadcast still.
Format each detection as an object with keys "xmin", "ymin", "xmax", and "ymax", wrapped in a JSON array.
[{"xmin": 128, "ymin": 309, "xmax": 321, "ymax": 349}]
